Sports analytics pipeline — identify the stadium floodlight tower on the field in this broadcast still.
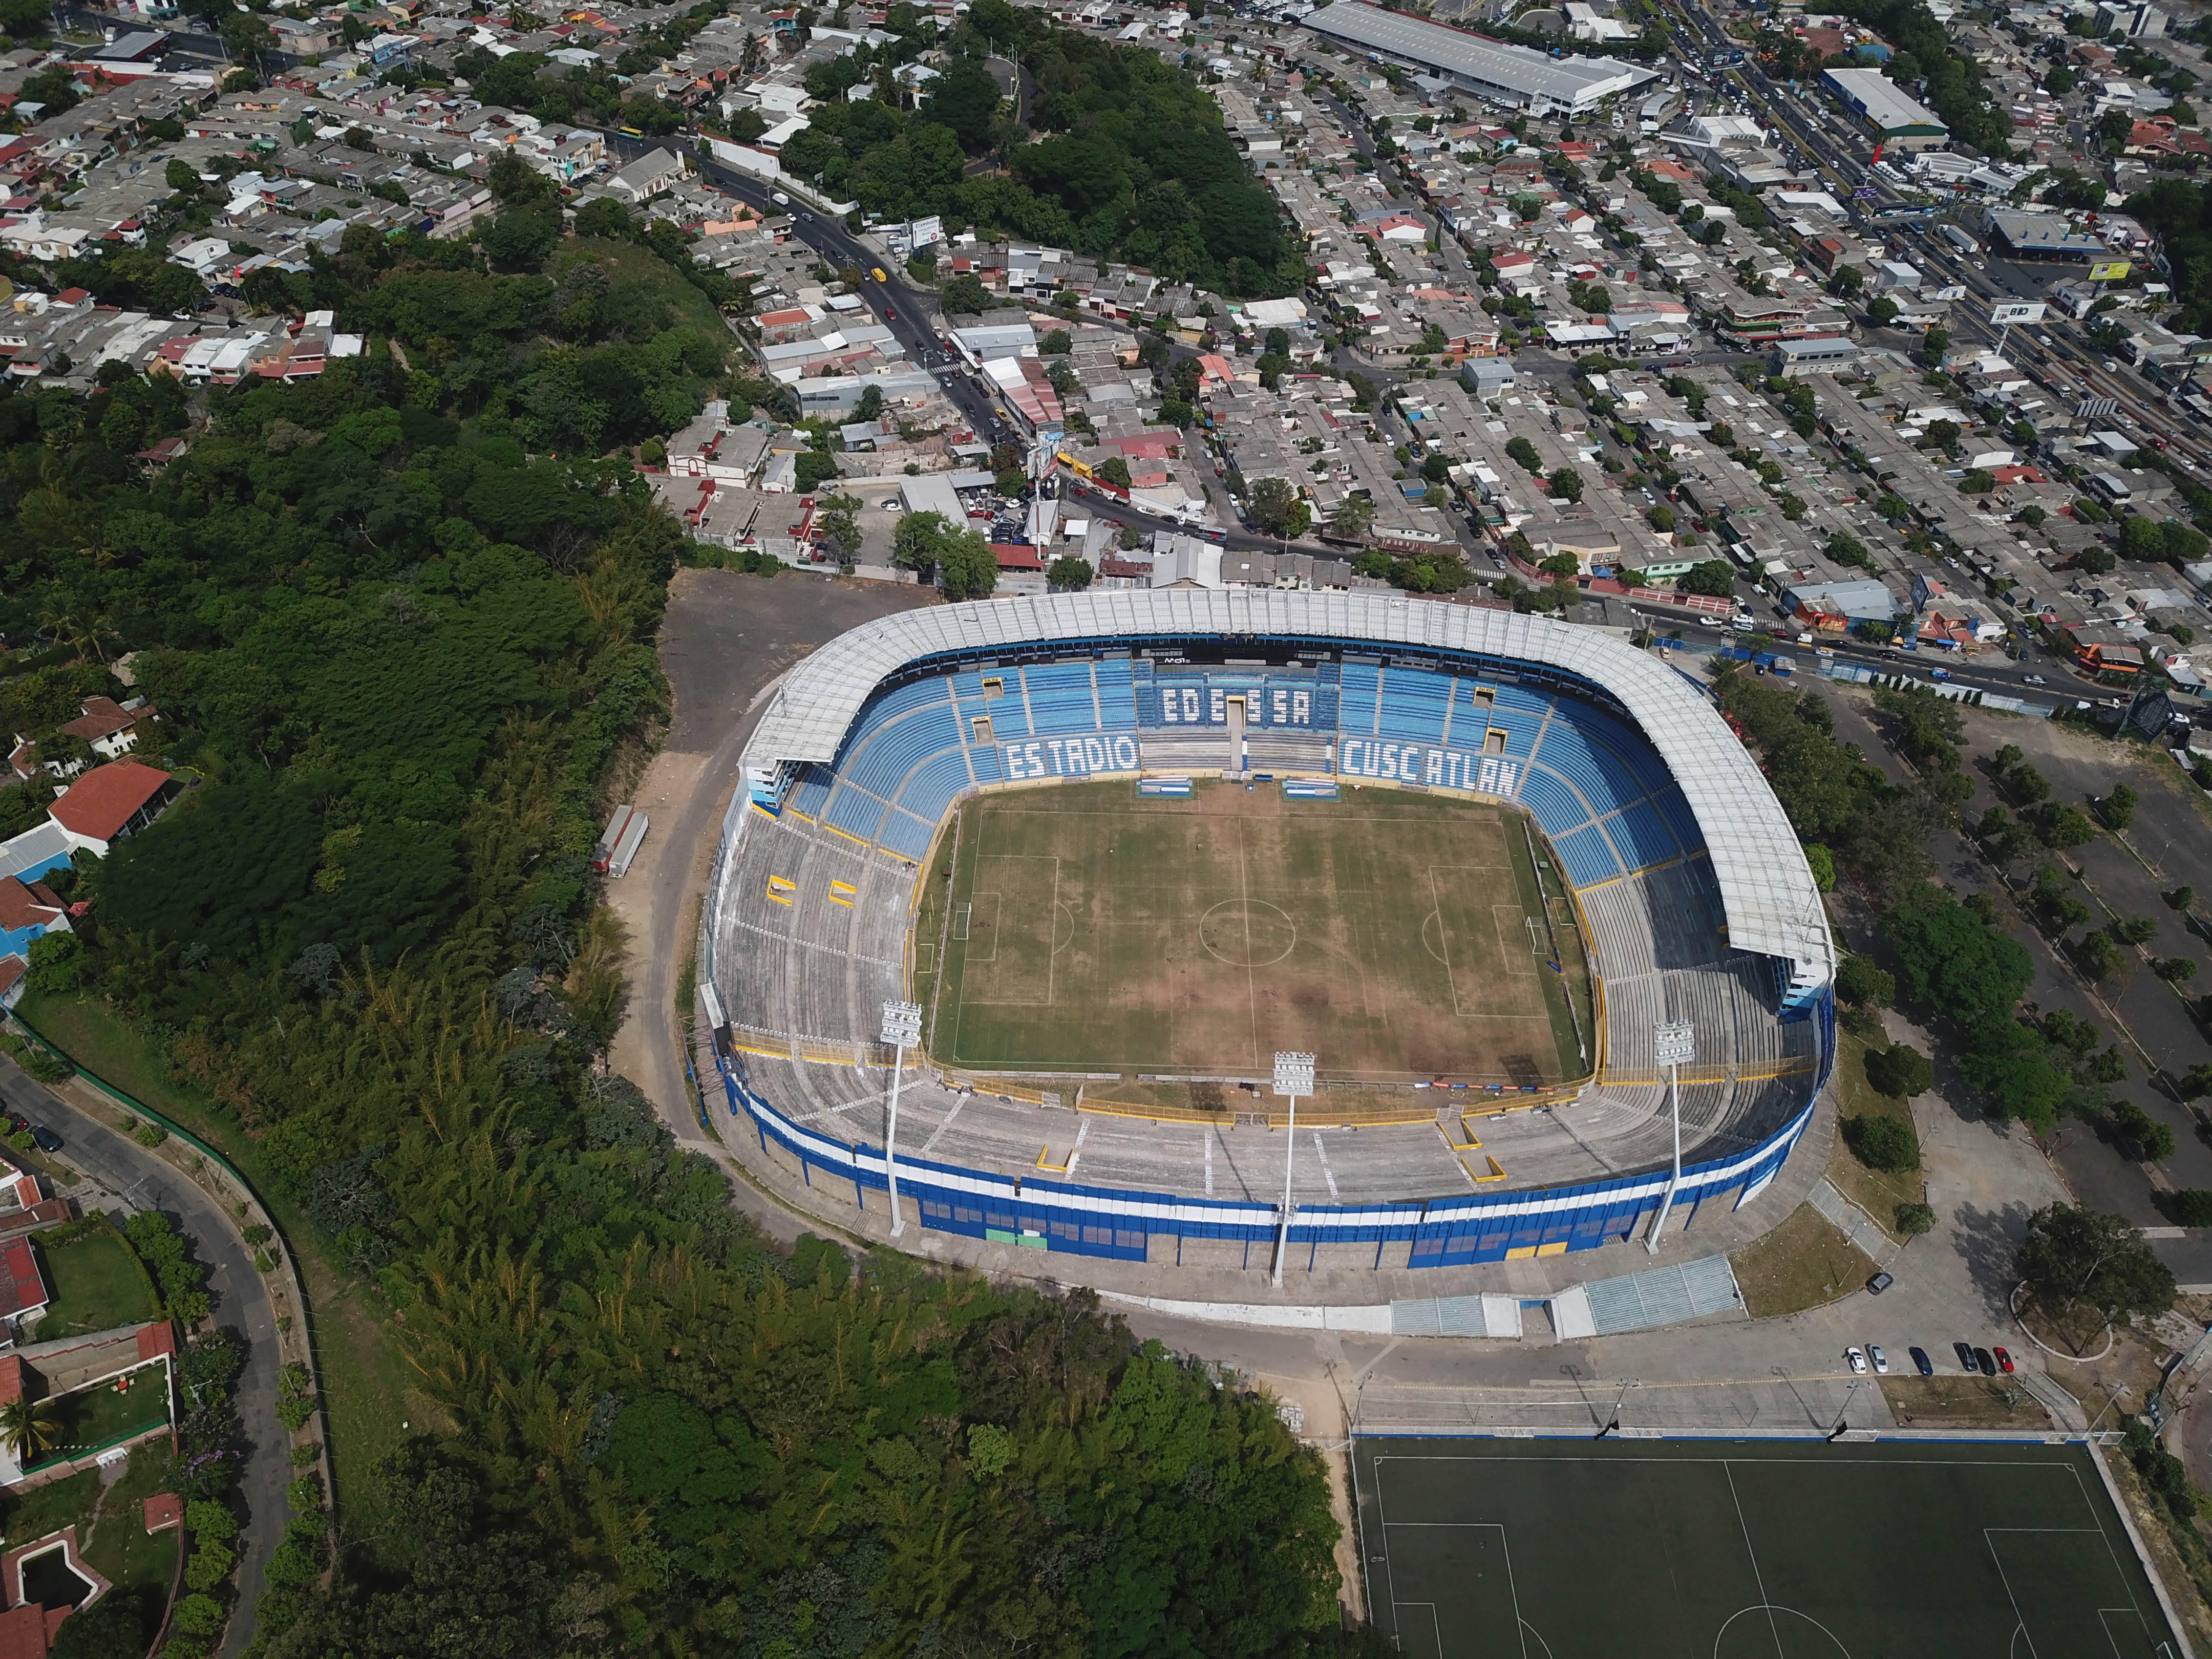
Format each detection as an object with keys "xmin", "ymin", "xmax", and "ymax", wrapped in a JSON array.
[
  {"xmin": 1645, "ymin": 1020, "xmax": 1697, "ymax": 1254},
  {"xmin": 880, "ymin": 999, "xmax": 924, "ymax": 1238},
  {"xmin": 1271, "ymin": 1051, "xmax": 1316, "ymax": 1289}
]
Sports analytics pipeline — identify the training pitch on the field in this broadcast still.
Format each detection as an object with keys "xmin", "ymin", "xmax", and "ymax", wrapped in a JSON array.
[
  {"xmin": 914, "ymin": 779, "xmax": 1590, "ymax": 1082},
  {"xmin": 1356, "ymin": 1436, "xmax": 2179, "ymax": 1659}
]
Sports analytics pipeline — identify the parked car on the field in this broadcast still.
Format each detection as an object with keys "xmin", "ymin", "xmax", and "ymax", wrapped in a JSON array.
[
  {"xmin": 1910, "ymin": 1346, "xmax": 1934, "ymax": 1377},
  {"xmin": 1845, "ymin": 1346, "xmax": 1868, "ymax": 1375},
  {"xmin": 1866, "ymin": 1270, "xmax": 1892, "ymax": 1294},
  {"xmin": 1973, "ymin": 1347, "xmax": 1997, "ymax": 1376},
  {"xmin": 28, "ymin": 1127, "xmax": 60, "ymax": 1154},
  {"xmin": 1993, "ymin": 1346, "xmax": 2015, "ymax": 1374},
  {"xmin": 2023, "ymin": 674, "xmax": 2046, "ymax": 685},
  {"xmin": 1869, "ymin": 1345, "xmax": 1890, "ymax": 1374},
  {"xmin": 1953, "ymin": 1341, "xmax": 1977, "ymax": 1372}
]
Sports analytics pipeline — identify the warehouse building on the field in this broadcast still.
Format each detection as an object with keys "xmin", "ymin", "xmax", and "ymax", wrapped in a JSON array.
[
  {"xmin": 1819, "ymin": 67, "xmax": 1949, "ymax": 150},
  {"xmin": 1304, "ymin": 1, "xmax": 1657, "ymax": 115},
  {"xmin": 1983, "ymin": 211, "xmax": 2113, "ymax": 264}
]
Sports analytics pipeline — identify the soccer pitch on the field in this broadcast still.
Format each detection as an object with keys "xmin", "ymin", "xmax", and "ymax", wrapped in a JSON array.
[
  {"xmin": 1356, "ymin": 1436, "xmax": 2179, "ymax": 1659},
  {"xmin": 914, "ymin": 779, "xmax": 1591, "ymax": 1083}
]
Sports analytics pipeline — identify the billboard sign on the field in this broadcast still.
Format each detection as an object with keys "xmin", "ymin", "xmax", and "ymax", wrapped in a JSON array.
[
  {"xmin": 2088, "ymin": 259, "xmax": 2132, "ymax": 282},
  {"xmin": 1989, "ymin": 300, "xmax": 2047, "ymax": 325}
]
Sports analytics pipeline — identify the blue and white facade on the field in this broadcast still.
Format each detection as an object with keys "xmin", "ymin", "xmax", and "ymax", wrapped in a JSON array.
[{"xmin": 711, "ymin": 591, "xmax": 1835, "ymax": 1267}]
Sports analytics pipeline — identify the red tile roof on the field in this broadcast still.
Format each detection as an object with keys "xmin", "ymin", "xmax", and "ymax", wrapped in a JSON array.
[
  {"xmin": 135, "ymin": 1322, "xmax": 176, "ymax": 1362},
  {"xmin": 988, "ymin": 543, "xmax": 1044, "ymax": 570},
  {"xmin": 0, "ymin": 960, "xmax": 20, "ymax": 1002},
  {"xmin": 0, "ymin": 1237, "xmax": 45, "ymax": 1321},
  {"xmin": 0, "ymin": 879, "xmax": 63, "ymax": 932},
  {"xmin": 142, "ymin": 1494, "xmax": 183, "ymax": 1534},
  {"xmin": 46, "ymin": 761, "xmax": 169, "ymax": 843},
  {"xmin": 0, "ymin": 1602, "xmax": 48, "ymax": 1659}
]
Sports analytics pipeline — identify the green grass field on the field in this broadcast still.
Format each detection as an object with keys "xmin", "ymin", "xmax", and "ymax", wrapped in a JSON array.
[
  {"xmin": 913, "ymin": 780, "xmax": 1592, "ymax": 1083},
  {"xmin": 1356, "ymin": 1437, "xmax": 2178, "ymax": 1658}
]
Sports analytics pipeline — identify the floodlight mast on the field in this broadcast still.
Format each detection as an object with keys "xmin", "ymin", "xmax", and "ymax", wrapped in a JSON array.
[
  {"xmin": 1271, "ymin": 1052, "xmax": 1315, "ymax": 1289},
  {"xmin": 1645, "ymin": 1021, "xmax": 1697, "ymax": 1255},
  {"xmin": 881, "ymin": 1001, "xmax": 923, "ymax": 1237}
]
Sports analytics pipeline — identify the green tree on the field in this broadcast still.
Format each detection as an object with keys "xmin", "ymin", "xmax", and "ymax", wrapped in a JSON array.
[
  {"xmin": 1097, "ymin": 455, "xmax": 1132, "ymax": 489},
  {"xmin": 812, "ymin": 492, "xmax": 865, "ymax": 566},
  {"xmin": 1047, "ymin": 555, "xmax": 1093, "ymax": 590},
  {"xmin": 2100, "ymin": 782, "xmax": 2137, "ymax": 831},
  {"xmin": 1243, "ymin": 477, "xmax": 1307, "ymax": 538},
  {"xmin": 1647, "ymin": 502, "xmax": 1676, "ymax": 533},
  {"xmin": 1836, "ymin": 953, "xmax": 1895, "ymax": 1008},
  {"xmin": 941, "ymin": 273, "xmax": 990, "ymax": 314},
  {"xmin": 2174, "ymin": 1190, "xmax": 2212, "ymax": 1227},
  {"xmin": 936, "ymin": 526, "xmax": 998, "ymax": 599},
  {"xmin": 1330, "ymin": 494, "xmax": 1376, "ymax": 539},
  {"xmin": 0, "ymin": 1398, "xmax": 58, "ymax": 1463},
  {"xmin": 1678, "ymin": 561, "xmax": 1736, "ymax": 599},
  {"xmin": 1866, "ymin": 294, "xmax": 1899, "ymax": 327},
  {"xmin": 1897, "ymin": 1201, "xmax": 1938, "ymax": 1236},
  {"xmin": 1504, "ymin": 435, "xmax": 1543, "ymax": 474},
  {"xmin": 1845, "ymin": 1111, "xmax": 1920, "ymax": 1172},
  {"xmin": 1865, "ymin": 1042, "xmax": 1934, "ymax": 1099},
  {"xmin": 2016, "ymin": 1202, "xmax": 2177, "ymax": 1323},
  {"xmin": 2112, "ymin": 1101, "xmax": 2178, "ymax": 1162},
  {"xmin": 1883, "ymin": 894, "xmax": 2033, "ymax": 1023},
  {"xmin": 1546, "ymin": 466, "xmax": 1584, "ymax": 503}
]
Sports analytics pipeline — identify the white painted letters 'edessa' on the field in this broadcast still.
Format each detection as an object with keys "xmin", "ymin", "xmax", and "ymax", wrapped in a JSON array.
[{"xmin": 1336, "ymin": 738, "xmax": 1518, "ymax": 797}]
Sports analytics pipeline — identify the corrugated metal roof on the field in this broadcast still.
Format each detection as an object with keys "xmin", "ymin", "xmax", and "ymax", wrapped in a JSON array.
[
  {"xmin": 1303, "ymin": 1, "xmax": 1653, "ymax": 107},
  {"xmin": 739, "ymin": 592, "xmax": 1833, "ymax": 981}
]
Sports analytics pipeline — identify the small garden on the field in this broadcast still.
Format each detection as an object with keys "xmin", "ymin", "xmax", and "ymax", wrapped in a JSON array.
[
  {"xmin": 0, "ymin": 1444, "xmax": 180, "ymax": 1655},
  {"xmin": 19, "ymin": 1371, "xmax": 173, "ymax": 1474},
  {"xmin": 31, "ymin": 1217, "xmax": 161, "ymax": 1342}
]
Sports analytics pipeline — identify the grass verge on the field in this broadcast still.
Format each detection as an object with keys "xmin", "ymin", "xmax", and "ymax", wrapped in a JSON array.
[
  {"xmin": 1730, "ymin": 1201, "xmax": 1877, "ymax": 1318},
  {"xmin": 4, "ymin": 1442, "xmax": 179, "ymax": 1600},
  {"xmin": 14, "ymin": 992, "xmax": 411, "ymax": 1532},
  {"xmin": 1876, "ymin": 1374, "xmax": 2050, "ymax": 1430},
  {"xmin": 1824, "ymin": 1030, "xmax": 1926, "ymax": 1245}
]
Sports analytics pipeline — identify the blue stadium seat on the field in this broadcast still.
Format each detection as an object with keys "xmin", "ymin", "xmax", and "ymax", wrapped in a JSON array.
[
  {"xmin": 1340, "ymin": 662, "xmax": 1381, "ymax": 736},
  {"xmin": 1514, "ymin": 768, "xmax": 1592, "ymax": 840},
  {"xmin": 1551, "ymin": 823, "xmax": 1622, "ymax": 887},
  {"xmin": 1653, "ymin": 784, "xmax": 1703, "ymax": 853},
  {"xmin": 878, "ymin": 809, "xmax": 937, "ymax": 860},
  {"xmin": 1484, "ymin": 687, "xmax": 1549, "ymax": 757},
  {"xmin": 1096, "ymin": 660, "xmax": 1139, "ymax": 728},
  {"xmin": 1376, "ymin": 667, "xmax": 1452, "ymax": 742},
  {"xmin": 844, "ymin": 704, "xmax": 963, "ymax": 803},
  {"xmin": 823, "ymin": 780, "xmax": 886, "ymax": 841},
  {"xmin": 892, "ymin": 749, "xmax": 974, "ymax": 830},
  {"xmin": 1024, "ymin": 662, "xmax": 1101, "ymax": 736},
  {"xmin": 1529, "ymin": 722, "xmax": 1637, "ymax": 819},
  {"xmin": 788, "ymin": 765, "xmax": 834, "ymax": 819},
  {"xmin": 1605, "ymin": 799, "xmax": 1681, "ymax": 868}
]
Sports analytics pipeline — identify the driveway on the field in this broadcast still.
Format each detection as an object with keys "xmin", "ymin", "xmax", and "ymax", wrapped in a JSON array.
[
  {"xmin": 0, "ymin": 1053, "xmax": 285, "ymax": 1659},
  {"xmin": 606, "ymin": 569, "xmax": 934, "ymax": 1199}
]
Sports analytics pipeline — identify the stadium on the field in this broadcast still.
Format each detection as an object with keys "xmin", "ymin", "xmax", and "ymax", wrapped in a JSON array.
[{"xmin": 701, "ymin": 591, "xmax": 1835, "ymax": 1273}]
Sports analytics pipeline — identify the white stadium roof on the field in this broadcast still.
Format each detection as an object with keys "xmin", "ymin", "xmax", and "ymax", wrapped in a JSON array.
[
  {"xmin": 739, "ymin": 591, "xmax": 1834, "ymax": 985},
  {"xmin": 1302, "ymin": 1, "xmax": 1656, "ymax": 113}
]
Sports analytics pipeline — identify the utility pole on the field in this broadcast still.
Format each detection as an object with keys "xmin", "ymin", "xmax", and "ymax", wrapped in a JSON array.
[
  {"xmin": 1271, "ymin": 1051, "xmax": 1315, "ymax": 1288},
  {"xmin": 1645, "ymin": 1020, "xmax": 1696, "ymax": 1253},
  {"xmin": 880, "ymin": 999, "xmax": 922, "ymax": 1237}
]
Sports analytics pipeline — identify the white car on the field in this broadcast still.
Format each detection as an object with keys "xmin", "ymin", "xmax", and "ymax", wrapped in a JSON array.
[
  {"xmin": 1868, "ymin": 1345, "xmax": 1890, "ymax": 1375},
  {"xmin": 771, "ymin": 189, "xmax": 792, "ymax": 206},
  {"xmin": 1845, "ymin": 1346, "xmax": 1868, "ymax": 1375}
]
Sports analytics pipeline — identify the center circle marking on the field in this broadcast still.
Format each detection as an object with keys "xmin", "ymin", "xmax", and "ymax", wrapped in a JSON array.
[{"xmin": 1198, "ymin": 900, "xmax": 1298, "ymax": 967}]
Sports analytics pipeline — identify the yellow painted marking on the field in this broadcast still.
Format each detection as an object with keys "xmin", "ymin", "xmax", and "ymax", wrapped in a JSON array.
[{"xmin": 1470, "ymin": 1155, "xmax": 1509, "ymax": 1183}]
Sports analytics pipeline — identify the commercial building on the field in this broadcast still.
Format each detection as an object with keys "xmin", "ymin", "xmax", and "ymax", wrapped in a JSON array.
[
  {"xmin": 1983, "ymin": 211, "xmax": 2114, "ymax": 264},
  {"xmin": 1303, "ymin": 2, "xmax": 1657, "ymax": 116},
  {"xmin": 1819, "ymin": 68, "xmax": 1949, "ymax": 150},
  {"xmin": 1768, "ymin": 336, "xmax": 1861, "ymax": 376}
]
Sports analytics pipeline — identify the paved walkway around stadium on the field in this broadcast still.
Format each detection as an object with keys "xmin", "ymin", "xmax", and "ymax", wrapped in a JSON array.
[{"xmin": 604, "ymin": 568, "xmax": 936, "ymax": 1251}]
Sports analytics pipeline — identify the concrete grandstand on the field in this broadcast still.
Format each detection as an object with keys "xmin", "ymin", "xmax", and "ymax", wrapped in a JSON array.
[{"xmin": 701, "ymin": 592, "xmax": 1834, "ymax": 1273}]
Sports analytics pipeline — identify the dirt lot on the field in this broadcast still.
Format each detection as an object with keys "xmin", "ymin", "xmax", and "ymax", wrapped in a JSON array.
[{"xmin": 610, "ymin": 566, "xmax": 938, "ymax": 1146}]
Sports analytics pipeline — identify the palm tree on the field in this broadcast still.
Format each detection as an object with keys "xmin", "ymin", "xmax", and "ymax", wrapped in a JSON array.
[{"xmin": 0, "ymin": 1397, "xmax": 61, "ymax": 1465}]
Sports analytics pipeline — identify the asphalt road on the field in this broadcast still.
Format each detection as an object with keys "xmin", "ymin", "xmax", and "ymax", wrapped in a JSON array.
[{"xmin": 0, "ymin": 1053, "xmax": 284, "ymax": 1659}]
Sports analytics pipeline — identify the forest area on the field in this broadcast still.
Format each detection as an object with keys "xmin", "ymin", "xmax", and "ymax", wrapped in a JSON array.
[{"xmin": 0, "ymin": 166, "xmax": 1360, "ymax": 1654}]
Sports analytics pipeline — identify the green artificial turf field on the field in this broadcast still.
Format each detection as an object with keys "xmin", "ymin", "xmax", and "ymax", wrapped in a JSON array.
[
  {"xmin": 915, "ymin": 779, "xmax": 1591, "ymax": 1083},
  {"xmin": 1355, "ymin": 1436, "xmax": 2179, "ymax": 1659}
]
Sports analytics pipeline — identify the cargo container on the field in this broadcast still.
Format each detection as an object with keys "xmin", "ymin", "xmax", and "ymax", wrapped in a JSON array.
[
  {"xmin": 607, "ymin": 809, "xmax": 649, "ymax": 877},
  {"xmin": 591, "ymin": 805, "xmax": 635, "ymax": 875}
]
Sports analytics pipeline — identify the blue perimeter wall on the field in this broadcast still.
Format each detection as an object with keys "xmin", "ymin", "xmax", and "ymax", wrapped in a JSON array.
[{"xmin": 716, "ymin": 1004, "xmax": 1829, "ymax": 1267}]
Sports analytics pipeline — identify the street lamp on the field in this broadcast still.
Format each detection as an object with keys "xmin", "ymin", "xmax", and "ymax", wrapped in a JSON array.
[
  {"xmin": 880, "ymin": 999, "xmax": 922, "ymax": 1237},
  {"xmin": 1271, "ymin": 1051, "xmax": 1315, "ymax": 1288},
  {"xmin": 1645, "ymin": 1020, "xmax": 1696, "ymax": 1254}
]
